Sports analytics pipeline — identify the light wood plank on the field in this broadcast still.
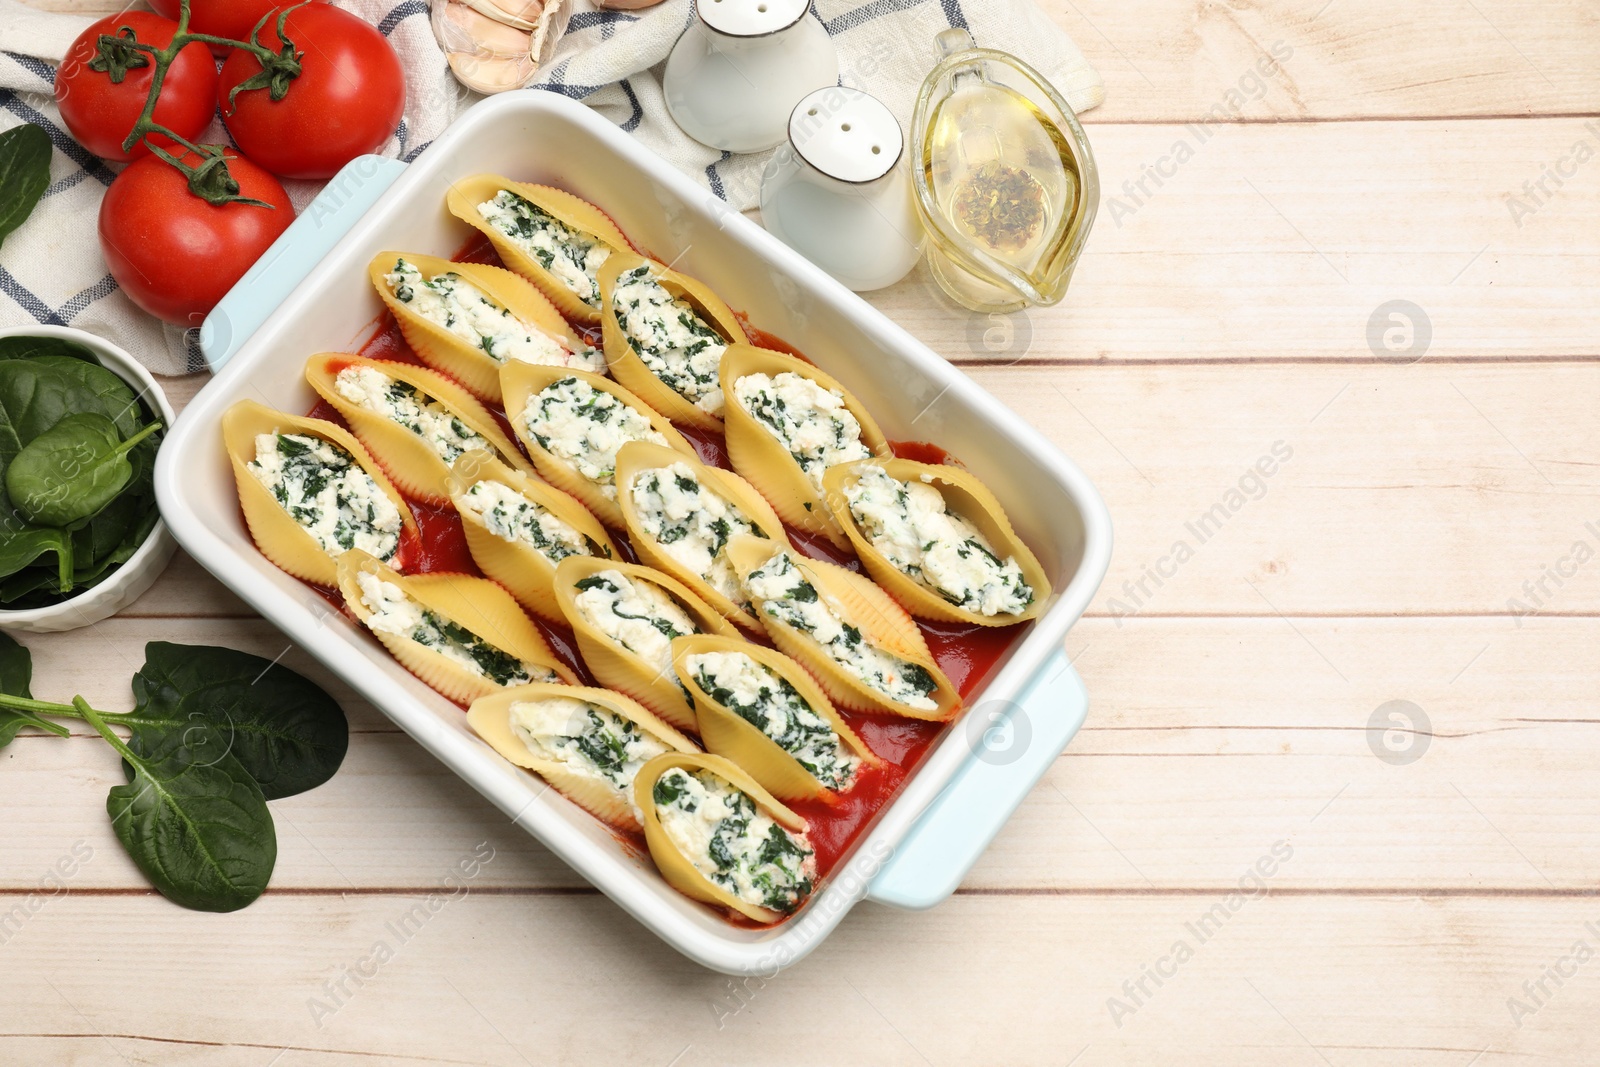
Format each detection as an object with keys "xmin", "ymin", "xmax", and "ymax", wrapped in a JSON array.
[
  {"xmin": 0, "ymin": 894, "xmax": 1593, "ymax": 1065},
  {"xmin": 6, "ymin": 616, "xmax": 1598, "ymax": 893},
  {"xmin": 869, "ymin": 118, "xmax": 1600, "ymax": 365}
]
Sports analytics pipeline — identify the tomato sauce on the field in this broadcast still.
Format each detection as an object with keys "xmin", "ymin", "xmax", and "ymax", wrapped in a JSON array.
[{"xmin": 296, "ymin": 242, "xmax": 1026, "ymax": 915}]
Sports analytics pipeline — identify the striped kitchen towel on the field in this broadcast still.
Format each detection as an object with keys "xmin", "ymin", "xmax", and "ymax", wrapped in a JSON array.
[
  {"xmin": 0, "ymin": 0, "xmax": 466, "ymax": 376},
  {"xmin": 535, "ymin": 0, "xmax": 1104, "ymax": 214}
]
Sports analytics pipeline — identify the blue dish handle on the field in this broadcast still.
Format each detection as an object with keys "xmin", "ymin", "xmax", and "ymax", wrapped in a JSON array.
[
  {"xmin": 199, "ymin": 155, "xmax": 409, "ymax": 372},
  {"xmin": 866, "ymin": 650, "xmax": 1087, "ymax": 909}
]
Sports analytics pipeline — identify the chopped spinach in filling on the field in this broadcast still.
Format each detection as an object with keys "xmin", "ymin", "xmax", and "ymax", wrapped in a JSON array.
[
  {"xmin": 845, "ymin": 464, "xmax": 1033, "ymax": 617},
  {"xmin": 523, "ymin": 376, "xmax": 668, "ymax": 501},
  {"xmin": 335, "ymin": 365, "xmax": 487, "ymax": 466},
  {"xmin": 355, "ymin": 571, "xmax": 556, "ymax": 688},
  {"xmin": 247, "ymin": 432, "xmax": 403, "ymax": 564},
  {"xmin": 458, "ymin": 479, "xmax": 592, "ymax": 564},
  {"xmin": 509, "ymin": 696, "xmax": 670, "ymax": 791},
  {"xmin": 572, "ymin": 569, "xmax": 699, "ymax": 693},
  {"xmin": 626, "ymin": 462, "xmax": 764, "ymax": 608},
  {"xmin": 688, "ymin": 650, "xmax": 860, "ymax": 791},
  {"xmin": 652, "ymin": 766, "xmax": 815, "ymax": 915},
  {"xmin": 476, "ymin": 190, "xmax": 612, "ymax": 309},
  {"xmin": 385, "ymin": 258, "xmax": 601, "ymax": 370},
  {"xmin": 732, "ymin": 371, "xmax": 873, "ymax": 494},
  {"xmin": 611, "ymin": 264, "xmax": 728, "ymax": 416},
  {"xmin": 743, "ymin": 549, "xmax": 939, "ymax": 711}
]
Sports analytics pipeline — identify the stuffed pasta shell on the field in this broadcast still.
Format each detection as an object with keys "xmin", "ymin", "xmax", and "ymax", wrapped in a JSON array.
[
  {"xmin": 468, "ymin": 684, "xmax": 697, "ymax": 833},
  {"xmin": 445, "ymin": 175, "xmax": 631, "ymax": 325},
  {"xmin": 223, "ymin": 400, "xmax": 417, "ymax": 587},
  {"xmin": 369, "ymin": 252, "xmax": 602, "ymax": 404},
  {"xmin": 337, "ymin": 550, "xmax": 577, "ymax": 704}
]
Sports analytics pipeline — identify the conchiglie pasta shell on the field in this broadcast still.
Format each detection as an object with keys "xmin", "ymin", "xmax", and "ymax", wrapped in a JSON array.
[
  {"xmin": 552, "ymin": 556, "xmax": 740, "ymax": 732},
  {"xmin": 368, "ymin": 252, "xmax": 593, "ymax": 404},
  {"xmin": 724, "ymin": 536, "xmax": 960, "ymax": 721},
  {"xmin": 447, "ymin": 449, "xmax": 617, "ymax": 625},
  {"xmin": 614, "ymin": 440, "xmax": 791, "ymax": 633},
  {"xmin": 500, "ymin": 363, "xmax": 697, "ymax": 529},
  {"xmin": 822, "ymin": 460, "xmax": 1052, "ymax": 626},
  {"xmin": 444, "ymin": 174, "xmax": 632, "ymax": 324},
  {"xmin": 719, "ymin": 344, "xmax": 892, "ymax": 549},
  {"xmin": 598, "ymin": 251, "xmax": 748, "ymax": 432},
  {"xmin": 634, "ymin": 752, "xmax": 808, "ymax": 924},
  {"xmin": 222, "ymin": 400, "xmax": 417, "ymax": 588},
  {"xmin": 336, "ymin": 550, "xmax": 577, "ymax": 705},
  {"xmin": 671, "ymin": 634, "xmax": 881, "ymax": 802},
  {"xmin": 306, "ymin": 354, "xmax": 534, "ymax": 505},
  {"xmin": 467, "ymin": 683, "xmax": 698, "ymax": 833}
]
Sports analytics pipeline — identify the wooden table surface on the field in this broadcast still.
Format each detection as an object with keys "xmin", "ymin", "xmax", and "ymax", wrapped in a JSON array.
[{"xmin": 8, "ymin": 1, "xmax": 1600, "ymax": 1064}]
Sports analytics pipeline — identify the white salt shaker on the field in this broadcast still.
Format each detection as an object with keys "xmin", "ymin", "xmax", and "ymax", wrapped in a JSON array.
[
  {"xmin": 759, "ymin": 86, "xmax": 925, "ymax": 292},
  {"xmin": 664, "ymin": 0, "xmax": 838, "ymax": 153}
]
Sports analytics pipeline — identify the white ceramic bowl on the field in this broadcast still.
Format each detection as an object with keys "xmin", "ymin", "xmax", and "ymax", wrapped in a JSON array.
[{"xmin": 0, "ymin": 325, "xmax": 177, "ymax": 633}]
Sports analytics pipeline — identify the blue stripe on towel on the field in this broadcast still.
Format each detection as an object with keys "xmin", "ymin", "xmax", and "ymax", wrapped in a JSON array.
[
  {"xmin": 704, "ymin": 151, "xmax": 731, "ymax": 199},
  {"xmin": 941, "ymin": 0, "xmax": 969, "ymax": 29},
  {"xmin": 4, "ymin": 52, "xmax": 56, "ymax": 88},
  {"xmin": 619, "ymin": 79, "xmax": 643, "ymax": 132},
  {"xmin": 378, "ymin": 0, "xmax": 428, "ymax": 36},
  {"xmin": 822, "ymin": 0, "xmax": 927, "ymax": 34},
  {"xmin": 0, "ymin": 92, "xmax": 116, "ymax": 188}
]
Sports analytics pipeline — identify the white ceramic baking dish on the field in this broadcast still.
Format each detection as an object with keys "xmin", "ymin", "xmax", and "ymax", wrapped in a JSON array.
[{"xmin": 155, "ymin": 93, "xmax": 1111, "ymax": 975}]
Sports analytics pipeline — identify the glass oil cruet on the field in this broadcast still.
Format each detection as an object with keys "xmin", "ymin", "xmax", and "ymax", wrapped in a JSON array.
[{"xmin": 911, "ymin": 29, "xmax": 1099, "ymax": 313}]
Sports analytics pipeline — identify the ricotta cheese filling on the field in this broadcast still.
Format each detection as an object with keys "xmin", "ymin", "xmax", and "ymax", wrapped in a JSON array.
[
  {"xmin": 247, "ymin": 432, "xmax": 402, "ymax": 564},
  {"xmin": 652, "ymin": 766, "xmax": 815, "ymax": 915},
  {"xmin": 508, "ymin": 696, "xmax": 670, "ymax": 791},
  {"xmin": 457, "ymin": 479, "xmax": 592, "ymax": 565},
  {"xmin": 355, "ymin": 571, "xmax": 557, "ymax": 688},
  {"xmin": 687, "ymin": 650, "xmax": 861, "ymax": 791},
  {"xmin": 731, "ymin": 372, "xmax": 873, "ymax": 494},
  {"xmin": 384, "ymin": 258, "xmax": 602, "ymax": 373},
  {"xmin": 571, "ymin": 569, "xmax": 699, "ymax": 690},
  {"xmin": 626, "ymin": 463, "xmax": 765, "ymax": 608},
  {"xmin": 334, "ymin": 365, "xmax": 487, "ymax": 467},
  {"xmin": 844, "ymin": 465, "xmax": 1034, "ymax": 617},
  {"xmin": 476, "ymin": 190, "xmax": 612, "ymax": 309},
  {"xmin": 611, "ymin": 264, "xmax": 728, "ymax": 415},
  {"xmin": 523, "ymin": 376, "xmax": 669, "ymax": 501},
  {"xmin": 743, "ymin": 549, "xmax": 939, "ymax": 711}
]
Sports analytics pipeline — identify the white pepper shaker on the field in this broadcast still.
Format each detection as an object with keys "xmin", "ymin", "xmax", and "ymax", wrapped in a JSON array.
[
  {"xmin": 664, "ymin": 0, "xmax": 838, "ymax": 153},
  {"xmin": 759, "ymin": 86, "xmax": 925, "ymax": 292}
]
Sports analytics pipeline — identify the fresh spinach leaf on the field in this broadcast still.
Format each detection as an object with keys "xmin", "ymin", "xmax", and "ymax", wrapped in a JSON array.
[
  {"xmin": 0, "ymin": 124, "xmax": 51, "ymax": 252},
  {"xmin": 121, "ymin": 642, "xmax": 349, "ymax": 801},
  {"xmin": 0, "ymin": 356, "xmax": 142, "ymax": 470},
  {"xmin": 0, "ymin": 507, "xmax": 70, "ymax": 588},
  {"xmin": 5, "ymin": 413, "xmax": 161, "ymax": 528},
  {"xmin": 0, "ymin": 336, "xmax": 100, "ymax": 365},
  {"xmin": 0, "ymin": 631, "xmax": 65, "ymax": 747},
  {"xmin": 85, "ymin": 702, "xmax": 277, "ymax": 913}
]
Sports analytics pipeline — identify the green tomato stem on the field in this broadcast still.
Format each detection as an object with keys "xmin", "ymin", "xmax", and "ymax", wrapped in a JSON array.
[{"xmin": 104, "ymin": 0, "xmax": 302, "ymax": 207}]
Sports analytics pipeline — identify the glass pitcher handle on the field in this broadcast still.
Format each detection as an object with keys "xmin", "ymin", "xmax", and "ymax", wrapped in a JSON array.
[{"xmin": 935, "ymin": 27, "xmax": 974, "ymax": 58}]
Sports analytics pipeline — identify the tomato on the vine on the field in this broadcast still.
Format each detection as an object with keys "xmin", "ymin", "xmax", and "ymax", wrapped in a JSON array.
[
  {"xmin": 147, "ymin": 0, "xmax": 331, "ymax": 56},
  {"xmin": 218, "ymin": 5, "xmax": 405, "ymax": 180},
  {"xmin": 55, "ymin": 12, "xmax": 217, "ymax": 163},
  {"xmin": 98, "ymin": 151, "xmax": 294, "ymax": 328}
]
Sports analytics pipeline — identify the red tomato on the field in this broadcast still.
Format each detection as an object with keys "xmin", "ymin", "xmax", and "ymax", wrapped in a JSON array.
[
  {"xmin": 218, "ymin": 5, "xmax": 405, "ymax": 180},
  {"xmin": 147, "ymin": 0, "xmax": 332, "ymax": 55},
  {"xmin": 55, "ymin": 12, "xmax": 217, "ymax": 163},
  {"xmin": 98, "ymin": 151, "xmax": 294, "ymax": 328}
]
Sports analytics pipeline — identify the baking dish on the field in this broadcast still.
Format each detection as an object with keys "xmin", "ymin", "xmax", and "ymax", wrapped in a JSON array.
[{"xmin": 154, "ymin": 92, "xmax": 1111, "ymax": 975}]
